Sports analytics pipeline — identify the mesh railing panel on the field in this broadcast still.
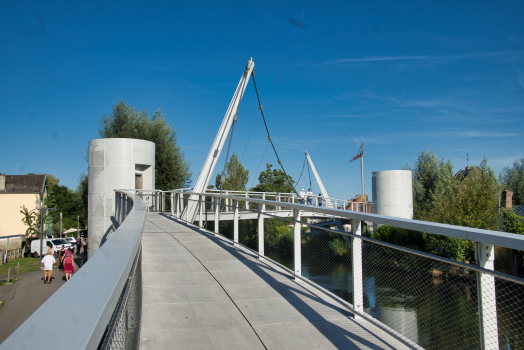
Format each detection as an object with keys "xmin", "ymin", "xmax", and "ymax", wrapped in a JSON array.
[
  {"xmin": 99, "ymin": 247, "xmax": 142, "ymax": 350},
  {"xmin": 171, "ymin": 192, "xmax": 524, "ymax": 350}
]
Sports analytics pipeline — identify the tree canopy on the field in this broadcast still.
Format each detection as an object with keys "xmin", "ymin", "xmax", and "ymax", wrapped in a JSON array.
[
  {"xmin": 250, "ymin": 163, "xmax": 295, "ymax": 193},
  {"xmin": 214, "ymin": 153, "xmax": 249, "ymax": 191},
  {"xmin": 99, "ymin": 100, "xmax": 192, "ymax": 190},
  {"xmin": 501, "ymin": 157, "xmax": 524, "ymax": 205}
]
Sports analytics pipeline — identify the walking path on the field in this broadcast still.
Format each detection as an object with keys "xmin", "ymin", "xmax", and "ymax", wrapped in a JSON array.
[
  {"xmin": 140, "ymin": 213, "xmax": 408, "ymax": 350},
  {"xmin": 0, "ymin": 254, "xmax": 83, "ymax": 344}
]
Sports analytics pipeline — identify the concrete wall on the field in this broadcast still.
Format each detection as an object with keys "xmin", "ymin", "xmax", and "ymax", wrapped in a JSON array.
[
  {"xmin": 0, "ymin": 193, "xmax": 40, "ymax": 238},
  {"xmin": 88, "ymin": 138, "xmax": 155, "ymax": 258}
]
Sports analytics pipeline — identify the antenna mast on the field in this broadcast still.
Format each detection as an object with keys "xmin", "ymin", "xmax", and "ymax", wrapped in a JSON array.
[{"xmin": 349, "ymin": 142, "xmax": 365, "ymax": 211}]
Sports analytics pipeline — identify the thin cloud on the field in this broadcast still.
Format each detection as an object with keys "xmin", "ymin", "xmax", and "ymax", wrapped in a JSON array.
[{"xmin": 321, "ymin": 51, "xmax": 519, "ymax": 66}]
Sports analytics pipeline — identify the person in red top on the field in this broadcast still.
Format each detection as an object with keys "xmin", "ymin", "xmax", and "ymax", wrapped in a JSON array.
[{"xmin": 63, "ymin": 248, "xmax": 75, "ymax": 281}]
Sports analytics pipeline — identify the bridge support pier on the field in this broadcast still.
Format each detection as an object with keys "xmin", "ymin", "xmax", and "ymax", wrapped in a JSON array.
[
  {"xmin": 475, "ymin": 243, "xmax": 499, "ymax": 350},
  {"xmin": 351, "ymin": 218, "xmax": 363, "ymax": 319},
  {"xmin": 293, "ymin": 209, "xmax": 301, "ymax": 280}
]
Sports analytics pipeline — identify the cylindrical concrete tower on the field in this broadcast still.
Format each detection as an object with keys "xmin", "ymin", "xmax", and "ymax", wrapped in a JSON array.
[
  {"xmin": 372, "ymin": 170, "xmax": 413, "ymax": 228},
  {"xmin": 88, "ymin": 138, "xmax": 155, "ymax": 258}
]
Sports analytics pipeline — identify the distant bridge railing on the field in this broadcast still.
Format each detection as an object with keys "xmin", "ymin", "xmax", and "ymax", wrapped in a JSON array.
[
  {"xmin": 150, "ymin": 188, "xmax": 523, "ymax": 350},
  {"xmin": 0, "ymin": 190, "xmax": 145, "ymax": 350},
  {"xmin": 146, "ymin": 188, "xmax": 369, "ymax": 213}
]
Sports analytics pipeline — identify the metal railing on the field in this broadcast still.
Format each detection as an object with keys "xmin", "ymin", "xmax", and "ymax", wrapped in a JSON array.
[
  {"xmin": 0, "ymin": 190, "xmax": 146, "ymax": 350},
  {"xmin": 159, "ymin": 189, "xmax": 524, "ymax": 350}
]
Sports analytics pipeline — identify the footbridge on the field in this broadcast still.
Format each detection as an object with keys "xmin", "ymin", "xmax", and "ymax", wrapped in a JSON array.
[{"xmin": 3, "ymin": 189, "xmax": 524, "ymax": 350}]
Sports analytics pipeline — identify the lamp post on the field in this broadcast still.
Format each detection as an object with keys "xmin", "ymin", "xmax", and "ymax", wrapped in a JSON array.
[
  {"xmin": 59, "ymin": 212, "xmax": 62, "ymax": 239},
  {"xmin": 39, "ymin": 207, "xmax": 56, "ymax": 258},
  {"xmin": 77, "ymin": 216, "xmax": 79, "ymax": 239}
]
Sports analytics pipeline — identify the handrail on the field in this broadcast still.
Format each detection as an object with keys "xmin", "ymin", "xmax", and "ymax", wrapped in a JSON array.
[
  {"xmin": 0, "ymin": 190, "xmax": 146, "ymax": 350},
  {"xmin": 175, "ymin": 190, "xmax": 524, "ymax": 250}
]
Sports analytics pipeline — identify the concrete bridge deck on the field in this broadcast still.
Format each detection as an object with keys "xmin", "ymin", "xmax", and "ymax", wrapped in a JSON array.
[{"xmin": 140, "ymin": 213, "xmax": 408, "ymax": 350}]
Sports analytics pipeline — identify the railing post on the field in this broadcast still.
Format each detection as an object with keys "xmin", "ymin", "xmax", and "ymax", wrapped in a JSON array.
[
  {"xmin": 176, "ymin": 193, "xmax": 180, "ymax": 218},
  {"xmin": 225, "ymin": 191, "xmax": 229, "ymax": 212},
  {"xmin": 258, "ymin": 198, "xmax": 264, "ymax": 258},
  {"xmin": 199, "ymin": 195, "xmax": 203, "ymax": 228},
  {"xmin": 214, "ymin": 197, "xmax": 219, "ymax": 235},
  {"xmin": 293, "ymin": 208, "xmax": 301, "ymax": 279},
  {"xmin": 179, "ymin": 194, "xmax": 183, "ymax": 218},
  {"xmin": 475, "ymin": 242, "xmax": 499, "ymax": 350},
  {"xmin": 351, "ymin": 218, "xmax": 364, "ymax": 319},
  {"xmin": 277, "ymin": 193, "xmax": 281, "ymax": 211},
  {"xmin": 245, "ymin": 192, "xmax": 249, "ymax": 210},
  {"xmin": 170, "ymin": 193, "xmax": 174, "ymax": 216},
  {"xmin": 234, "ymin": 200, "xmax": 239, "ymax": 245}
]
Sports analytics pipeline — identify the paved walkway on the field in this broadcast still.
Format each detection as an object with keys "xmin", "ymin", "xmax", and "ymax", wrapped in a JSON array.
[
  {"xmin": 0, "ymin": 254, "xmax": 83, "ymax": 344},
  {"xmin": 140, "ymin": 213, "xmax": 408, "ymax": 350}
]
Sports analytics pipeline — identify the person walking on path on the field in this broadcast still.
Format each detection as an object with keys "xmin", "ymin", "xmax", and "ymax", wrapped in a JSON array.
[
  {"xmin": 83, "ymin": 239, "xmax": 88, "ymax": 255},
  {"xmin": 40, "ymin": 251, "xmax": 56, "ymax": 284},
  {"xmin": 307, "ymin": 189, "xmax": 314, "ymax": 206},
  {"xmin": 58, "ymin": 246, "xmax": 66, "ymax": 271},
  {"xmin": 76, "ymin": 239, "xmax": 81, "ymax": 254},
  {"xmin": 298, "ymin": 189, "xmax": 305, "ymax": 204},
  {"xmin": 63, "ymin": 248, "xmax": 75, "ymax": 281}
]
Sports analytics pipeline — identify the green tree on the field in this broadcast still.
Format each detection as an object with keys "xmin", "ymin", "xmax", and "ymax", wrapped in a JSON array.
[
  {"xmin": 215, "ymin": 153, "xmax": 249, "ymax": 191},
  {"xmin": 250, "ymin": 163, "xmax": 295, "ymax": 193},
  {"xmin": 46, "ymin": 184, "xmax": 84, "ymax": 233},
  {"xmin": 501, "ymin": 157, "xmax": 524, "ymax": 205},
  {"xmin": 407, "ymin": 150, "xmax": 453, "ymax": 221},
  {"xmin": 99, "ymin": 100, "xmax": 192, "ymax": 190},
  {"xmin": 504, "ymin": 210, "xmax": 524, "ymax": 235},
  {"xmin": 20, "ymin": 205, "xmax": 40, "ymax": 246}
]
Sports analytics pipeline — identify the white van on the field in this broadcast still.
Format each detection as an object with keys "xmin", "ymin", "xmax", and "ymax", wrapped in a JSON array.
[{"xmin": 30, "ymin": 239, "xmax": 74, "ymax": 257}]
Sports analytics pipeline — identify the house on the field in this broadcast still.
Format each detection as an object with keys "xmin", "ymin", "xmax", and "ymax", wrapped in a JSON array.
[
  {"xmin": 345, "ymin": 194, "xmax": 373, "ymax": 213},
  {"xmin": 0, "ymin": 174, "xmax": 48, "ymax": 249}
]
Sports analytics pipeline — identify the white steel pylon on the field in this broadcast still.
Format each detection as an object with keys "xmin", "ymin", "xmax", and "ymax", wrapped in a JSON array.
[
  {"xmin": 305, "ymin": 151, "xmax": 334, "ymax": 208},
  {"xmin": 183, "ymin": 58, "xmax": 255, "ymax": 222}
]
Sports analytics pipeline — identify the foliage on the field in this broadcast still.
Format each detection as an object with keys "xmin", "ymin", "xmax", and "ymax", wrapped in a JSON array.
[
  {"xmin": 329, "ymin": 238, "xmax": 349, "ymax": 257},
  {"xmin": 372, "ymin": 226, "xmax": 426, "ymax": 251},
  {"xmin": 99, "ymin": 100, "xmax": 192, "ymax": 190},
  {"xmin": 504, "ymin": 210, "xmax": 524, "ymax": 235},
  {"xmin": 264, "ymin": 218, "xmax": 292, "ymax": 247},
  {"xmin": 250, "ymin": 163, "xmax": 295, "ymax": 193},
  {"xmin": 76, "ymin": 173, "xmax": 88, "ymax": 226},
  {"xmin": 20, "ymin": 205, "xmax": 40, "ymax": 244},
  {"xmin": 215, "ymin": 153, "xmax": 249, "ymax": 191},
  {"xmin": 407, "ymin": 150, "xmax": 453, "ymax": 221},
  {"xmin": 45, "ymin": 184, "xmax": 84, "ymax": 233},
  {"xmin": 501, "ymin": 157, "xmax": 524, "ymax": 205}
]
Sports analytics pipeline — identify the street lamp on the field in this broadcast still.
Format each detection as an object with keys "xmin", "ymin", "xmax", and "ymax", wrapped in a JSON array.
[{"xmin": 39, "ymin": 207, "xmax": 56, "ymax": 258}]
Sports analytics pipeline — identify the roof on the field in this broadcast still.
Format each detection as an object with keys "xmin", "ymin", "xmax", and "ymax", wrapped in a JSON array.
[
  {"xmin": 514, "ymin": 205, "xmax": 524, "ymax": 218},
  {"xmin": 454, "ymin": 166, "xmax": 480, "ymax": 180},
  {"xmin": 3, "ymin": 175, "xmax": 47, "ymax": 194}
]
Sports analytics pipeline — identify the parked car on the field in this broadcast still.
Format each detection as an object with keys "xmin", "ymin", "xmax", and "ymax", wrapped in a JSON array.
[
  {"xmin": 30, "ymin": 239, "xmax": 74, "ymax": 257},
  {"xmin": 64, "ymin": 237, "xmax": 77, "ymax": 245}
]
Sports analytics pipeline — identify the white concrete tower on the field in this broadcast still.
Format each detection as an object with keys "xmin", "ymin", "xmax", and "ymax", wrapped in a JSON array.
[
  {"xmin": 372, "ymin": 170, "xmax": 413, "ymax": 229},
  {"xmin": 88, "ymin": 138, "xmax": 155, "ymax": 258}
]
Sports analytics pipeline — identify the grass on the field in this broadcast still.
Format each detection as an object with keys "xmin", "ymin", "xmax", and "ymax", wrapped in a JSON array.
[
  {"xmin": 0, "ymin": 279, "xmax": 19, "ymax": 287},
  {"xmin": 0, "ymin": 257, "xmax": 42, "ymax": 276}
]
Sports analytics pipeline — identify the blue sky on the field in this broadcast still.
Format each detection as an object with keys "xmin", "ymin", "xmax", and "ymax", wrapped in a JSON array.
[{"xmin": 1, "ymin": 0, "xmax": 523, "ymax": 200}]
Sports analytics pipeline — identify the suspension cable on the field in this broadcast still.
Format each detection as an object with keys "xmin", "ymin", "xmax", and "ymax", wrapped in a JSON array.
[
  {"xmin": 219, "ymin": 116, "xmax": 237, "ymax": 194},
  {"xmin": 240, "ymin": 110, "xmax": 260, "ymax": 163},
  {"xmin": 251, "ymin": 73, "xmax": 298, "ymax": 194}
]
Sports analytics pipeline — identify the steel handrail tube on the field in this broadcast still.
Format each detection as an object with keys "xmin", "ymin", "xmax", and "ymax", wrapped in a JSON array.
[{"xmin": 0, "ymin": 190, "xmax": 146, "ymax": 350}]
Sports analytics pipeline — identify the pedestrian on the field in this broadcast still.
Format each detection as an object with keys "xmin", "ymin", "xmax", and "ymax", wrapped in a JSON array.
[
  {"xmin": 76, "ymin": 239, "xmax": 81, "ymax": 254},
  {"xmin": 307, "ymin": 189, "xmax": 313, "ymax": 205},
  {"xmin": 63, "ymin": 248, "xmax": 74, "ymax": 281},
  {"xmin": 83, "ymin": 240, "xmax": 88, "ymax": 255},
  {"xmin": 298, "ymin": 189, "xmax": 305, "ymax": 204},
  {"xmin": 58, "ymin": 246, "xmax": 66, "ymax": 271},
  {"xmin": 317, "ymin": 193, "xmax": 324, "ymax": 207},
  {"xmin": 40, "ymin": 251, "xmax": 56, "ymax": 284}
]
